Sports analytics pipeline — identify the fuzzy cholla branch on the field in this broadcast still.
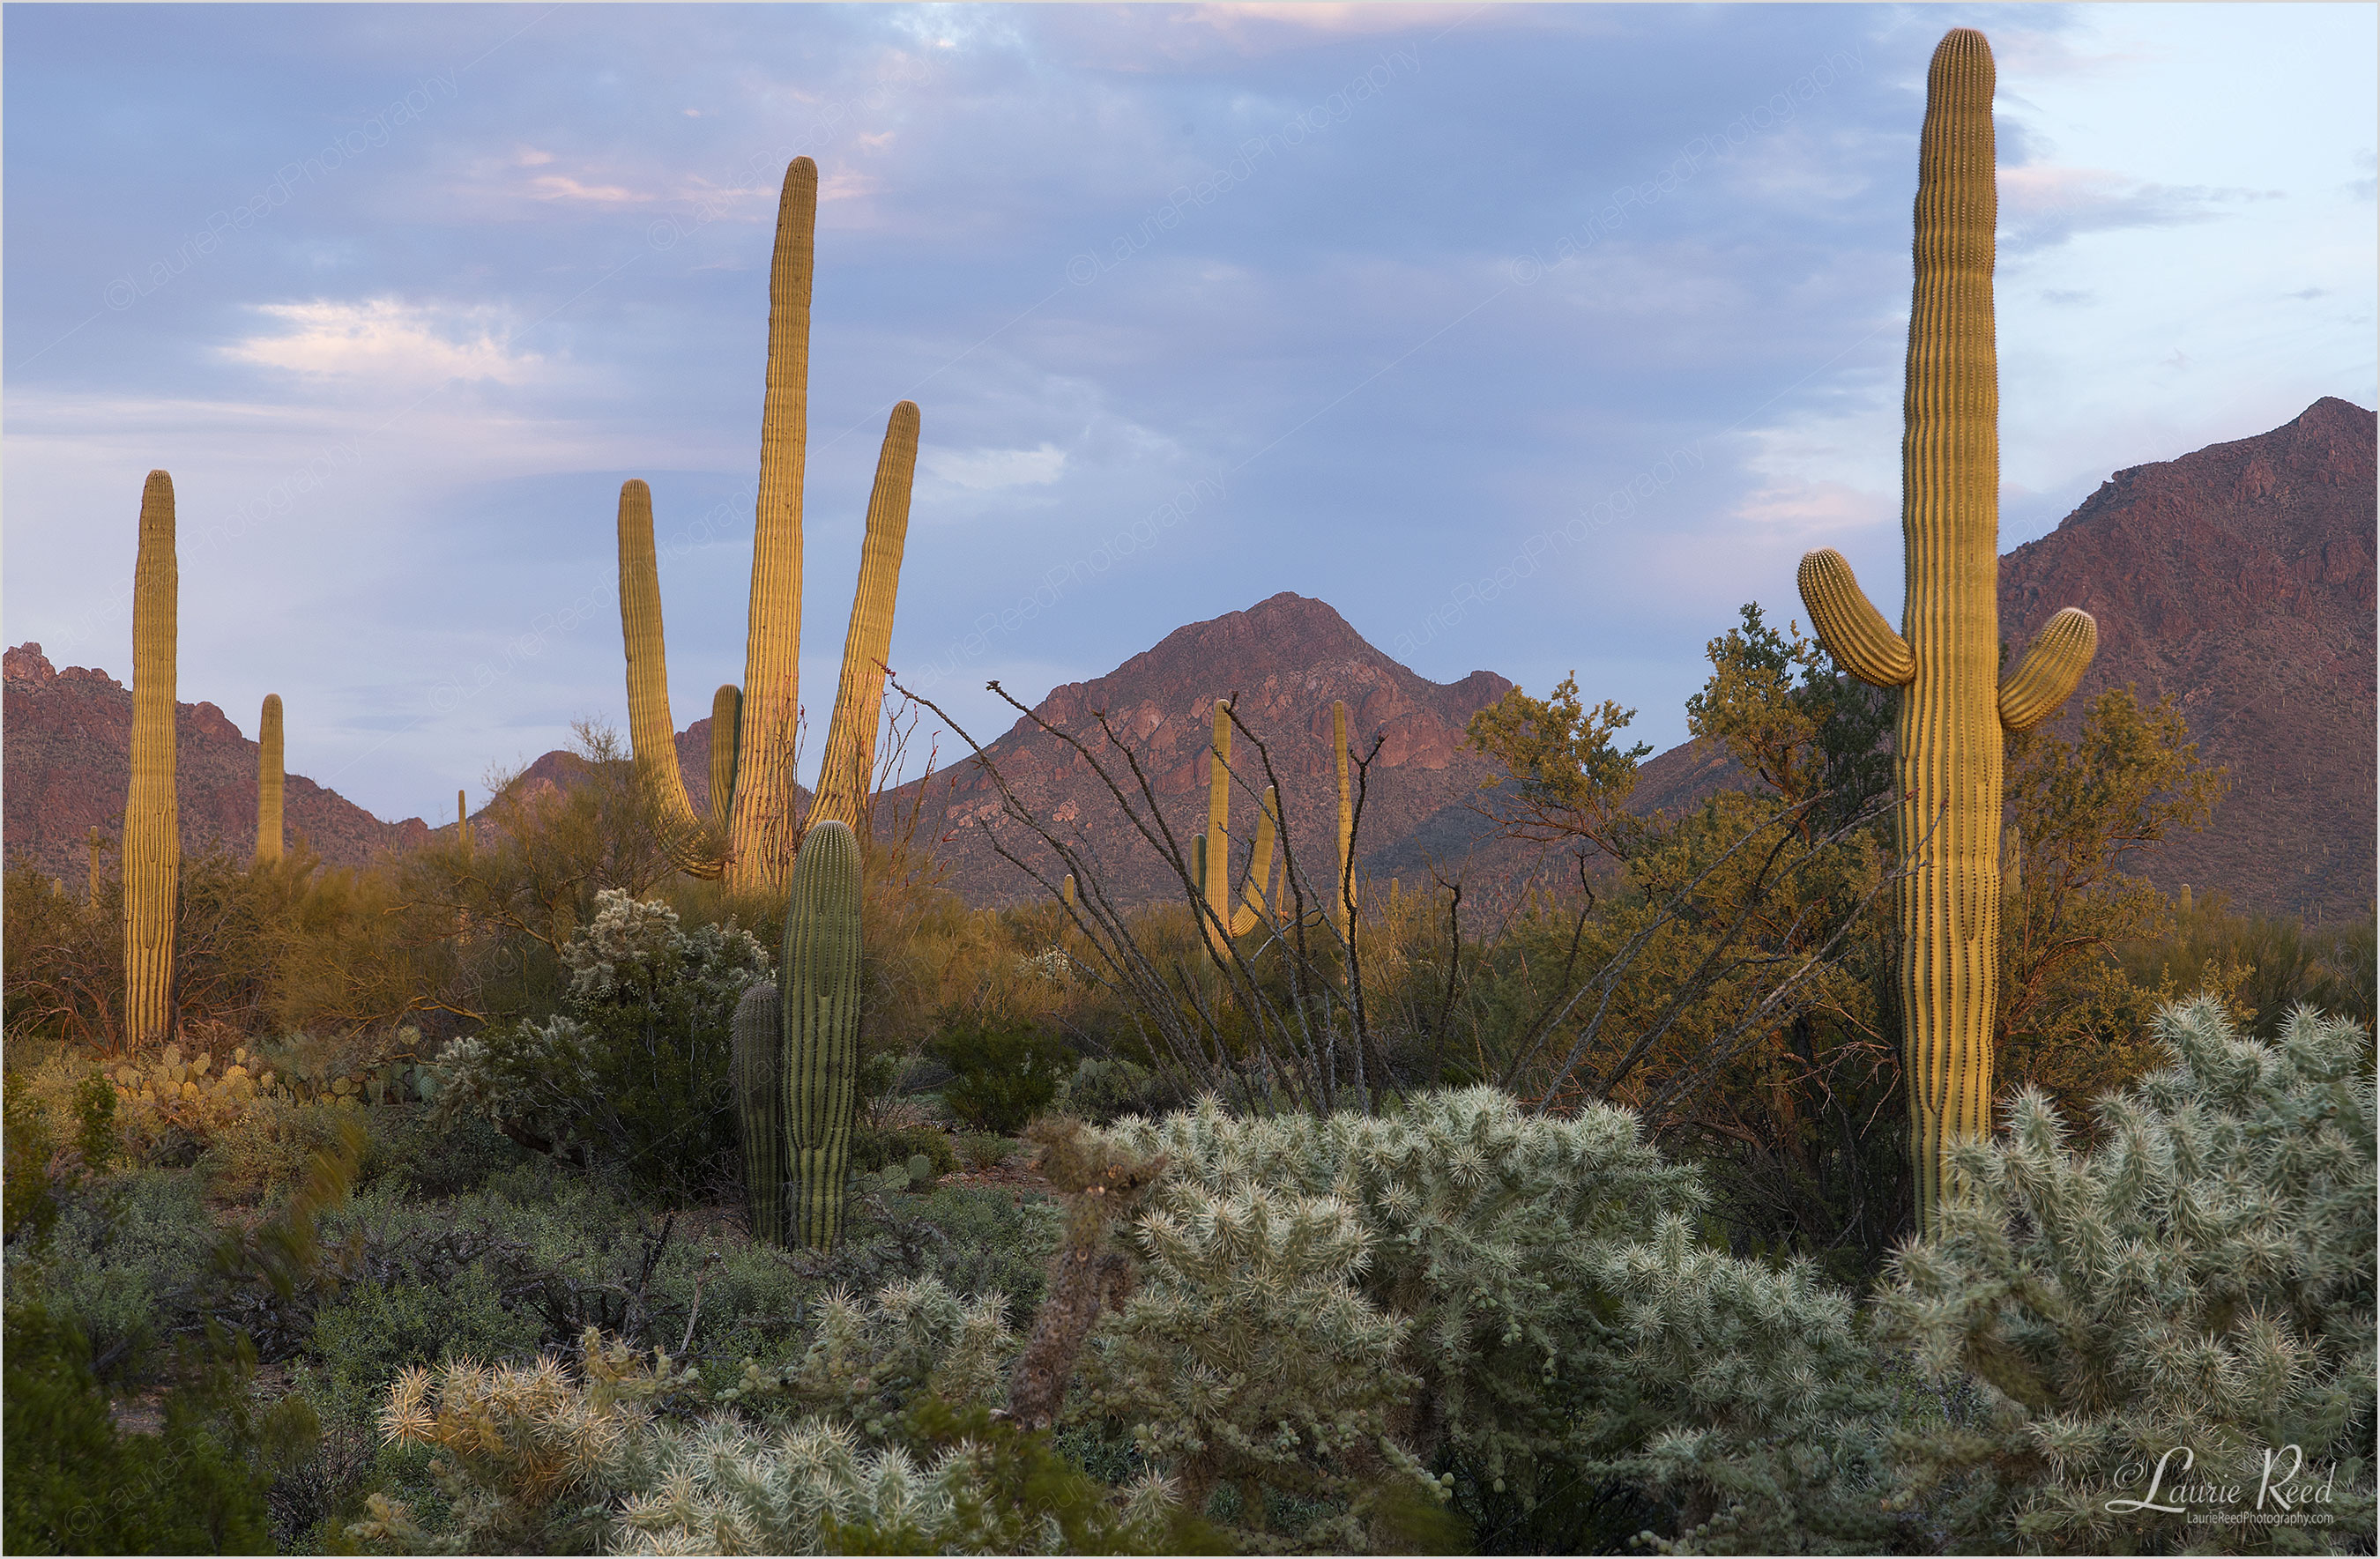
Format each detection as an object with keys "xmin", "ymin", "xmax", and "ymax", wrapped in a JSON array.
[
  {"xmin": 1074, "ymin": 1175, "xmax": 1442, "ymax": 1551},
  {"xmin": 1097, "ymin": 1088, "xmax": 1706, "ymax": 1504},
  {"xmin": 1877, "ymin": 1000, "xmax": 2377, "ymax": 1554}
]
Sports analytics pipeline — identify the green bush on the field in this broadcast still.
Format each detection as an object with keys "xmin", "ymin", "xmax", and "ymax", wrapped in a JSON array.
[
  {"xmin": 429, "ymin": 890, "xmax": 770, "ymax": 1198},
  {"xmin": 953, "ymin": 1131, "xmax": 1013, "ymax": 1171},
  {"xmin": 4, "ymin": 1301, "xmax": 314, "ymax": 1555},
  {"xmin": 851, "ymin": 1122, "xmax": 957, "ymax": 1178},
  {"xmin": 930, "ymin": 1015, "xmax": 1072, "ymax": 1135},
  {"xmin": 3, "ymin": 1169, "xmax": 217, "ymax": 1387}
]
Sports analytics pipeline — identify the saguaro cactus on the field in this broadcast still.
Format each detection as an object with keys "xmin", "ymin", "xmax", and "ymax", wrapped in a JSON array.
[
  {"xmin": 1194, "ymin": 702, "xmax": 1279, "ymax": 954},
  {"xmin": 256, "ymin": 694, "xmax": 284, "ymax": 865},
  {"xmin": 809, "ymin": 400, "xmax": 923, "ymax": 836},
  {"xmin": 733, "ymin": 981, "xmax": 788, "ymax": 1244},
  {"xmin": 1333, "ymin": 699, "xmax": 1357, "ymax": 945},
  {"xmin": 725, "ymin": 158, "xmax": 819, "ymax": 897},
  {"xmin": 782, "ymin": 817, "xmax": 862, "ymax": 1250},
  {"xmin": 710, "ymin": 685, "xmax": 741, "ymax": 823},
  {"xmin": 616, "ymin": 479, "xmax": 721, "ymax": 878},
  {"xmin": 457, "ymin": 789, "xmax": 472, "ymax": 857},
  {"xmin": 1795, "ymin": 28, "xmax": 2097, "ymax": 1234},
  {"xmin": 125, "ymin": 471, "xmax": 179, "ymax": 1050}
]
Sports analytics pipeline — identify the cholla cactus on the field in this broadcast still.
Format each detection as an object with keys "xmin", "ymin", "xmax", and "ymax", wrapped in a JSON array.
[
  {"xmin": 723, "ymin": 1276, "xmax": 1015, "ymax": 1438},
  {"xmin": 1073, "ymin": 1177, "xmax": 1441, "ymax": 1548},
  {"xmin": 1097, "ymin": 1089, "xmax": 1706, "ymax": 1503},
  {"xmin": 1876, "ymin": 999, "xmax": 2376, "ymax": 1553}
]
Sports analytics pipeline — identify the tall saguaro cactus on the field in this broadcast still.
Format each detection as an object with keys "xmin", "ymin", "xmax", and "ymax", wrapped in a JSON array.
[
  {"xmin": 809, "ymin": 400, "xmax": 923, "ymax": 835},
  {"xmin": 256, "ymin": 694, "xmax": 284, "ymax": 865},
  {"xmin": 1333, "ymin": 699, "xmax": 1357, "ymax": 945},
  {"xmin": 616, "ymin": 479, "xmax": 720, "ymax": 878},
  {"xmin": 782, "ymin": 817, "xmax": 862, "ymax": 1249},
  {"xmin": 725, "ymin": 158, "xmax": 820, "ymax": 897},
  {"xmin": 125, "ymin": 471, "xmax": 180, "ymax": 1050},
  {"xmin": 1795, "ymin": 28, "xmax": 2097, "ymax": 1234}
]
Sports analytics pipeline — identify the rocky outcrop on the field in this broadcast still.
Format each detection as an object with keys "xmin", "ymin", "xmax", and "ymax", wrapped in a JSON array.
[{"xmin": 3, "ymin": 643, "xmax": 428, "ymax": 883}]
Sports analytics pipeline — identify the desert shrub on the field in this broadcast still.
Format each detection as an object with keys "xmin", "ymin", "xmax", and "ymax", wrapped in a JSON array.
[
  {"xmin": 3, "ymin": 1302, "xmax": 282, "ymax": 1555},
  {"xmin": 931, "ymin": 1016, "xmax": 1073, "ymax": 1134},
  {"xmin": 1874, "ymin": 999, "xmax": 2376, "ymax": 1554},
  {"xmin": 1095, "ymin": 1088, "xmax": 1706, "ymax": 1511},
  {"xmin": 370, "ymin": 1110, "xmax": 525, "ymax": 1198},
  {"xmin": 1074, "ymin": 1177, "xmax": 1450, "ymax": 1549},
  {"xmin": 3, "ymin": 1168, "xmax": 217, "ymax": 1385},
  {"xmin": 1053, "ymin": 1053, "xmax": 1179, "ymax": 1125},
  {"xmin": 430, "ymin": 889, "xmax": 770, "ymax": 1196},
  {"xmin": 953, "ymin": 1131, "xmax": 1013, "ymax": 1171},
  {"xmin": 852, "ymin": 1121, "xmax": 958, "ymax": 1178},
  {"xmin": 909, "ymin": 1185, "xmax": 1062, "ymax": 1318}
]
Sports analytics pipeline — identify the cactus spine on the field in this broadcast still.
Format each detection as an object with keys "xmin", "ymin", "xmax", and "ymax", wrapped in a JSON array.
[
  {"xmin": 256, "ymin": 694, "xmax": 284, "ymax": 865},
  {"xmin": 125, "ymin": 471, "xmax": 179, "ymax": 1050},
  {"xmin": 733, "ymin": 981, "xmax": 788, "ymax": 1244},
  {"xmin": 781, "ymin": 817, "xmax": 861, "ymax": 1249},
  {"xmin": 809, "ymin": 400, "xmax": 922, "ymax": 836},
  {"xmin": 710, "ymin": 685, "xmax": 741, "ymax": 823},
  {"xmin": 725, "ymin": 158, "xmax": 819, "ymax": 898},
  {"xmin": 1794, "ymin": 28, "xmax": 2097, "ymax": 1235},
  {"xmin": 616, "ymin": 479, "xmax": 720, "ymax": 878}
]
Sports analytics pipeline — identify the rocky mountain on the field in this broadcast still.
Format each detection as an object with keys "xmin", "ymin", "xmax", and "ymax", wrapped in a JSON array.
[
  {"xmin": 2, "ymin": 643, "xmax": 430, "ymax": 882},
  {"xmin": 1625, "ymin": 397, "xmax": 2376, "ymax": 922},
  {"xmin": 889, "ymin": 592, "xmax": 1516, "ymax": 907},
  {"xmin": 8, "ymin": 402, "xmax": 2366, "ymax": 922}
]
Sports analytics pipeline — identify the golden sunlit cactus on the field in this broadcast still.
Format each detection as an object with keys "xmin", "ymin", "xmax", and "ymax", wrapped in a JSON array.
[
  {"xmin": 256, "ymin": 694, "xmax": 284, "ymax": 865},
  {"xmin": 457, "ymin": 789, "xmax": 471, "ymax": 858},
  {"xmin": 710, "ymin": 684, "xmax": 740, "ymax": 823},
  {"xmin": 1794, "ymin": 28, "xmax": 2097, "ymax": 1234},
  {"xmin": 1194, "ymin": 702, "xmax": 1280, "ymax": 953},
  {"xmin": 725, "ymin": 157, "xmax": 819, "ymax": 897},
  {"xmin": 1333, "ymin": 699, "xmax": 1358, "ymax": 945},
  {"xmin": 125, "ymin": 471, "xmax": 180, "ymax": 1050},
  {"xmin": 616, "ymin": 479, "xmax": 722, "ymax": 879},
  {"xmin": 1062, "ymin": 872, "xmax": 1076, "ymax": 909},
  {"xmin": 808, "ymin": 400, "xmax": 922, "ymax": 837}
]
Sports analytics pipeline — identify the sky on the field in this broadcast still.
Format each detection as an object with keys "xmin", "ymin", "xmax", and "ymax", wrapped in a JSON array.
[{"xmin": 4, "ymin": 3, "xmax": 2373, "ymax": 827}]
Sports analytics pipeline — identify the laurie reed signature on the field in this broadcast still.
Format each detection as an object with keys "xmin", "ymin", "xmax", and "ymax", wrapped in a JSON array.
[{"xmin": 2107, "ymin": 1444, "xmax": 2342, "ymax": 1521}]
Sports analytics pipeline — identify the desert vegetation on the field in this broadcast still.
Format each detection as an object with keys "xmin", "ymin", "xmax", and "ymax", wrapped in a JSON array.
[{"xmin": 6, "ymin": 24, "xmax": 2374, "ymax": 1558}]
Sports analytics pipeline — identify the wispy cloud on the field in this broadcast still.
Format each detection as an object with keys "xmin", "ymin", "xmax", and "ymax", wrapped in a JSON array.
[{"xmin": 222, "ymin": 299, "xmax": 546, "ymax": 385}]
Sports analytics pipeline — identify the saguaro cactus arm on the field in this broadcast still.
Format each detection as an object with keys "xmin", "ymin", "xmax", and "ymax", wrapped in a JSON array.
[
  {"xmin": 1796, "ymin": 549, "xmax": 1916, "ymax": 688},
  {"xmin": 725, "ymin": 158, "xmax": 819, "ymax": 896},
  {"xmin": 710, "ymin": 685, "xmax": 741, "ymax": 822},
  {"xmin": 616, "ymin": 479, "xmax": 723, "ymax": 879},
  {"xmin": 810, "ymin": 400, "xmax": 923, "ymax": 835},
  {"xmin": 1332, "ymin": 699, "xmax": 1358, "ymax": 942},
  {"xmin": 1201, "ymin": 702, "xmax": 1234, "ymax": 954},
  {"xmin": 1997, "ymin": 607, "xmax": 2098, "ymax": 732},
  {"xmin": 1230, "ymin": 785, "xmax": 1280, "ymax": 936}
]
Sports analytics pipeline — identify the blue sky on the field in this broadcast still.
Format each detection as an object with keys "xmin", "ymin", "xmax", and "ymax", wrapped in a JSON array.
[{"xmin": 5, "ymin": 3, "xmax": 2373, "ymax": 825}]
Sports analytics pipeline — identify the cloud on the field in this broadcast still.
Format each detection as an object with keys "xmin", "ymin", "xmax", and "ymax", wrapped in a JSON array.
[
  {"xmin": 1998, "ymin": 165, "xmax": 2285, "ymax": 250},
  {"xmin": 221, "ymin": 299, "xmax": 545, "ymax": 385},
  {"xmin": 921, "ymin": 443, "xmax": 1068, "ymax": 492}
]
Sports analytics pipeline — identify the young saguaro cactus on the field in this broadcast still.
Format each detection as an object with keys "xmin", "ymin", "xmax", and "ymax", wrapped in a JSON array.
[
  {"xmin": 809, "ymin": 400, "xmax": 923, "ymax": 836},
  {"xmin": 781, "ymin": 817, "xmax": 862, "ymax": 1250},
  {"xmin": 1795, "ymin": 28, "xmax": 2097, "ymax": 1234},
  {"xmin": 725, "ymin": 158, "xmax": 820, "ymax": 898},
  {"xmin": 710, "ymin": 684, "xmax": 741, "ymax": 823},
  {"xmin": 125, "ymin": 471, "xmax": 180, "ymax": 1050},
  {"xmin": 256, "ymin": 694, "xmax": 284, "ymax": 865},
  {"xmin": 733, "ymin": 981, "xmax": 788, "ymax": 1244},
  {"xmin": 616, "ymin": 479, "xmax": 722, "ymax": 879}
]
